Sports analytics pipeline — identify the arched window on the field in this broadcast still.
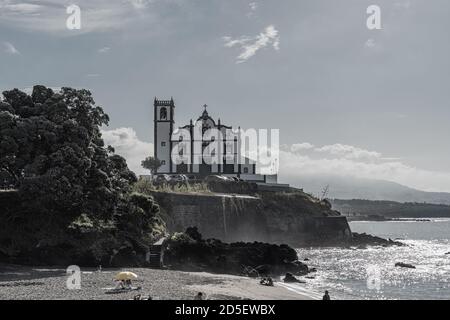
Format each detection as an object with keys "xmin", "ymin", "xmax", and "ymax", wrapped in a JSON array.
[
  {"xmin": 243, "ymin": 167, "xmax": 249, "ymax": 174},
  {"xmin": 160, "ymin": 107, "xmax": 167, "ymax": 120}
]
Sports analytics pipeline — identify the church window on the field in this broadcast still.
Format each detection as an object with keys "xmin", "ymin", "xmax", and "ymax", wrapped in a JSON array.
[
  {"xmin": 161, "ymin": 141, "xmax": 166, "ymax": 147},
  {"xmin": 161, "ymin": 160, "xmax": 166, "ymax": 165},
  {"xmin": 243, "ymin": 167, "xmax": 249, "ymax": 174},
  {"xmin": 160, "ymin": 107, "xmax": 167, "ymax": 120}
]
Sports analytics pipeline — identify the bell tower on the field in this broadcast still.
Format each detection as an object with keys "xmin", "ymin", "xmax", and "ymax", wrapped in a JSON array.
[{"xmin": 154, "ymin": 97, "xmax": 175, "ymax": 174}]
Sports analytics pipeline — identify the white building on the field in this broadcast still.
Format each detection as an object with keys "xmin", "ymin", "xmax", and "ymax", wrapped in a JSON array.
[{"xmin": 154, "ymin": 98, "xmax": 277, "ymax": 183}]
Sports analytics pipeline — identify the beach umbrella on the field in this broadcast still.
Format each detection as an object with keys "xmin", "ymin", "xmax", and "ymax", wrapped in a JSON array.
[{"xmin": 114, "ymin": 271, "xmax": 138, "ymax": 281}]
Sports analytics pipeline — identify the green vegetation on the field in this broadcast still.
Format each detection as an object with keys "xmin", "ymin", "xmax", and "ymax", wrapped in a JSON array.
[
  {"xmin": 0, "ymin": 86, "xmax": 166, "ymax": 266},
  {"xmin": 133, "ymin": 178, "xmax": 211, "ymax": 194},
  {"xmin": 141, "ymin": 156, "xmax": 162, "ymax": 174}
]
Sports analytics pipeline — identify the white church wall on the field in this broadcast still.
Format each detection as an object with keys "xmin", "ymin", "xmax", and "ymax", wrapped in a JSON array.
[{"xmin": 156, "ymin": 122, "xmax": 171, "ymax": 173}]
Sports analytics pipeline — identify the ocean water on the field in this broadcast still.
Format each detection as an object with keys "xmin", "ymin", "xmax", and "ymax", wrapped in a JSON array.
[{"xmin": 295, "ymin": 219, "xmax": 450, "ymax": 300}]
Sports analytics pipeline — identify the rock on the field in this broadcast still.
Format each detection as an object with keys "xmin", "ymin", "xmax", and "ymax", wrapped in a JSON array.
[
  {"xmin": 445, "ymin": 252, "xmax": 450, "ymax": 255},
  {"xmin": 395, "ymin": 262, "xmax": 416, "ymax": 269},
  {"xmin": 303, "ymin": 258, "xmax": 310, "ymax": 261},
  {"xmin": 352, "ymin": 233, "xmax": 404, "ymax": 247},
  {"xmin": 185, "ymin": 227, "xmax": 202, "ymax": 242},
  {"xmin": 163, "ymin": 229, "xmax": 309, "ymax": 276},
  {"xmin": 283, "ymin": 273, "xmax": 305, "ymax": 283}
]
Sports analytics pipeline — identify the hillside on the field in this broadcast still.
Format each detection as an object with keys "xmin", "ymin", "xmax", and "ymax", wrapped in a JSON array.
[
  {"xmin": 331, "ymin": 199, "xmax": 450, "ymax": 219},
  {"xmin": 281, "ymin": 174, "xmax": 450, "ymax": 205}
]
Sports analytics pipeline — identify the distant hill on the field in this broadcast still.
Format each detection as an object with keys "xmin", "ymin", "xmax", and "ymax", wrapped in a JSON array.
[
  {"xmin": 280, "ymin": 174, "xmax": 450, "ymax": 205},
  {"xmin": 331, "ymin": 199, "xmax": 450, "ymax": 219}
]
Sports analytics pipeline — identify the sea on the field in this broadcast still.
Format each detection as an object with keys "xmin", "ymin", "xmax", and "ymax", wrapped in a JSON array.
[{"xmin": 293, "ymin": 218, "xmax": 450, "ymax": 300}]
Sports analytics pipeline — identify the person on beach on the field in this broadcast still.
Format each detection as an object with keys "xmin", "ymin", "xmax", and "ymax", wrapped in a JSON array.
[
  {"xmin": 322, "ymin": 290, "xmax": 331, "ymax": 300},
  {"xmin": 194, "ymin": 292, "xmax": 204, "ymax": 300},
  {"xmin": 260, "ymin": 277, "xmax": 274, "ymax": 286},
  {"xmin": 114, "ymin": 280, "xmax": 126, "ymax": 290}
]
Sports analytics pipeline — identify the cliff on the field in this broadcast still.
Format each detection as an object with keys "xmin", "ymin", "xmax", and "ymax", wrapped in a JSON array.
[{"xmin": 150, "ymin": 188, "xmax": 352, "ymax": 247}]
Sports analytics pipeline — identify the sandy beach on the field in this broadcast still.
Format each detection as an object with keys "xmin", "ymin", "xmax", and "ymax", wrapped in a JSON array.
[{"xmin": 0, "ymin": 264, "xmax": 316, "ymax": 300}]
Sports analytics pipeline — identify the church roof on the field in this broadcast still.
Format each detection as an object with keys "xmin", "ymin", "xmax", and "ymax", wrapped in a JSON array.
[
  {"xmin": 196, "ymin": 105, "xmax": 216, "ymax": 126},
  {"xmin": 154, "ymin": 97, "xmax": 175, "ymax": 107}
]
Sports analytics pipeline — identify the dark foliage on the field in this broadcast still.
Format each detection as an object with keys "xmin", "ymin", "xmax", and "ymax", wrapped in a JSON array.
[{"xmin": 0, "ymin": 86, "xmax": 166, "ymax": 266}]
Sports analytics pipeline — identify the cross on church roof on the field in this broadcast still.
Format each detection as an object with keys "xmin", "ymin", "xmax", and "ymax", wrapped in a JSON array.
[{"xmin": 200, "ymin": 104, "xmax": 210, "ymax": 120}]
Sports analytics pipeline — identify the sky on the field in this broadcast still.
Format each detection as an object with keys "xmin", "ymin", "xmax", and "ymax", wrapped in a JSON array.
[{"xmin": 1, "ymin": 0, "xmax": 450, "ymax": 192}]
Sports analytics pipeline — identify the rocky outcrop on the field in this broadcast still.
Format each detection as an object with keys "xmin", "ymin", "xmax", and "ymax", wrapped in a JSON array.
[
  {"xmin": 395, "ymin": 262, "xmax": 416, "ymax": 269},
  {"xmin": 283, "ymin": 273, "xmax": 305, "ymax": 283},
  {"xmin": 351, "ymin": 233, "xmax": 404, "ymax": 247},
  {"xmin": 162, "ymin": 228, "xmax": 309, "ymax": 276}
]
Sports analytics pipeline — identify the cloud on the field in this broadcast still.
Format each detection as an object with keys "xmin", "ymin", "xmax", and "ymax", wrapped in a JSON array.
[
  {"xmin": 223, "ymin": 25, "xmax": 280, "ymax": 63},
  {"xmin": 0, "ymin": 2, "xmax": 42, "ymax": 15},
  {"xmin": 279, "ymin": 142, "xmax": 450, "ymax": 192},
  {"xmin": 101, "ymin": 127, "xmax": 153, "ymax": 175},
  {"xmin": 247, "ymin": 2, "xmax": 258, "ymax": 17},
  {"xmin": 96, "ymin": 130, "xmax": 450, "ymax": 192},
  {"xmin": 290, "ymin": 142, "xmax": 315, "ymax": 153},
  {"xmin": 128, "ymin": 0, "xmax": 153, "ymax": 10},
  {"xmin": 394, "ymin": 1, "xmax": 412, "ymax": 9},
  {"xmin": 3, "ymin": 41, "xmax": 20, "ymax": 55},
  {"xmin": 97, "ymin": 46, "xmax": 111, "ymax": 53},
  {"xmin": 314, "ymin": 143, "xmax": 382, "ymax": 161},
  {"xmin": 0, "ymin": 0, "xmax": 156, "ymax": 34}
]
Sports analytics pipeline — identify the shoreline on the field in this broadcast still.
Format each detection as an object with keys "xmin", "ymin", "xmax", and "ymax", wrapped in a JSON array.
[
  {"xmin": 185, "ymin": 272, "xmax": 317, "ymax": 300},
  {"xmin": 0, "ymin": 264, "xmax": 316, "ymax": 300}
]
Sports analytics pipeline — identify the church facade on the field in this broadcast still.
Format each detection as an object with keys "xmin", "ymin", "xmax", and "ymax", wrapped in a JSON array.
[{"xmin": 153, "ymin": 98, "xmax": 277, "ymax": 183}]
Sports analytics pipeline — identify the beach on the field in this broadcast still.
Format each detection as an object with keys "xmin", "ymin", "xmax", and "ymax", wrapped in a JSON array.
[{"xmin": 0, "ymin": 264, "xmax": 315, "ymax": 300}]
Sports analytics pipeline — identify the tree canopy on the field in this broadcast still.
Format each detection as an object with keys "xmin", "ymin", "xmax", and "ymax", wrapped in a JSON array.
[
  {"xmin": 141, "ymin": 156, "xmax": 162, "ymax": 174},
  {"xmin": 0, "ymin": 86, "xmax": 166, "ymax": 266}
]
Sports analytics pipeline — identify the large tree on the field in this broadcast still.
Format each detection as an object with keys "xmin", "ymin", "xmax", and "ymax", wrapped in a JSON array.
[
  {"xmin": 0, "ymin": 86, "xmax": 165, "ymax": 266},
  {"xmin": 0, "ymin": 86, "xmax": 127, "ymax": 217}
]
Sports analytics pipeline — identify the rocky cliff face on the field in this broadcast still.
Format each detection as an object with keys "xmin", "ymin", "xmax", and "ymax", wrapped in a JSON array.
[{"xmin": 151, "ymin": 189, "xmax": 352, "ymax": 247}]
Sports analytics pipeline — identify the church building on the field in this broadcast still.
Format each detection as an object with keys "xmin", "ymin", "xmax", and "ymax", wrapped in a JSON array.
[{"xmin": 153, "ymin": 98, "xmax": 277, "ymax": 183}]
